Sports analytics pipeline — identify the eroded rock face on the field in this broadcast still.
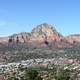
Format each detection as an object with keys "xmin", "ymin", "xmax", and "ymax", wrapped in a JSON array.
[
  {"xmin": 66, "ymin": 35, "xmax": 80, "ymax": 44},
  {"xmin": 3, "ymin": 23, "xmax": 64, "ymax": 44},
  {"xmin": 0, "ymin": 23, "xmax": 80, "ymax": 47},
  {"xmin": 31, "ymin": 23, "xmax": 56, "ymax": 38},
  {"xmin": 8, "ymin": 32, "xmax": 31, "ymax": 43},
  {"xmin": 31, "ymin": 23, "xmax": 63, "ymax": 42}
]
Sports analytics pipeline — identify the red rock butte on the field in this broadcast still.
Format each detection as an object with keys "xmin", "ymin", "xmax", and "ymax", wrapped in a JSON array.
[{"xmin": 0, "ymin": 23, "xmax": 80, "ymax": 47}]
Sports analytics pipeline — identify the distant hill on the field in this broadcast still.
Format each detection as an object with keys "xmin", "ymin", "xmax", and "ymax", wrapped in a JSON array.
[
  {"xmin": 0, "ymin": 23, "xmax": 79, "ymax": 48},
  {"xmin": 0, "ymin": 23, "xmax": 80, "ymax": 63},
  {"xmin": 66, "ymin": 34, "xmax": 80, "ymax": 44}
]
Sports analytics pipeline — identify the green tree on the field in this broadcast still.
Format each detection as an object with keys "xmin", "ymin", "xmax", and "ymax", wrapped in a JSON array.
[
  {"xmin": 55, "ymin": 68, "xmax": 71, "ymax": 80},
  {"xmin": 7, "ymin": 76, "xmax": 19, "ymax": 80},
  {"xmin": 24, "ymin": 69, "xmax": 42, "ymax": 80}
]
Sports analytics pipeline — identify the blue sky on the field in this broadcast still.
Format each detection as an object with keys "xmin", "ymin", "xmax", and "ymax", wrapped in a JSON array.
[{"xmin": 0, "ymin": 0, "xmax": 80, "ymax": 36}]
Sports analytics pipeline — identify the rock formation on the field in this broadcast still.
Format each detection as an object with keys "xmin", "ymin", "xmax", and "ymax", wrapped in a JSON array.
[{"xmin": 0, "ymin": 23, "xmax": 80, "ymax": 48}]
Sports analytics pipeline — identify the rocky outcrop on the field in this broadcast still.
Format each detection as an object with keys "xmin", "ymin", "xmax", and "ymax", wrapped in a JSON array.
[
  {"xmin": 31, "ymin": 23, "xmax": 63, "ymax": 42},
  {"xmin": 8, "ymin": 32, "xmax": 31, "ymax": 43},
  {"xmin": 4, "ymin": 23, "xmax": 65, "ymax": 44},
  {"xmin": 0, "ymin": 23, "xmax": 80, "ymax": 48},
  {"xmin": 66, "ymin": 34, "xmax": 80, "ymax": 44}
]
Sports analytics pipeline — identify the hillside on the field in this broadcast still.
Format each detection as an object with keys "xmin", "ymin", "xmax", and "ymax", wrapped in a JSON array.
[{"xmin": 0, "ymin": 23, "xmax": 80, "ymax": 63}]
